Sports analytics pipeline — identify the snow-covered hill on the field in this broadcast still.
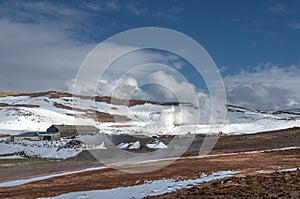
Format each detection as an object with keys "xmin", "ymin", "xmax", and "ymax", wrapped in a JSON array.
[
  {"xmin": 0, "ymin": 91, "xmax": 189, "ymax": 135},
  {"xmin": 0, "ymin": 91, "xmax": 299, "ymax": 135}
]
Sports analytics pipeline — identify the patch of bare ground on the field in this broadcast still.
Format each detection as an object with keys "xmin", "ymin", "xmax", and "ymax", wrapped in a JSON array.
[
  {"xmin": 0, "ymin": 91, "xmax": 71, "ymax": 98},
  {"xmin": 0, "ymin": 92, "xmax": 30, "ymax": 97},
  {"xmin": 94, "ymin": 96, "xmax": 180, "ymax": 107},
  {"xmin": 0, "ymin": 149, "xmax": 299, "ymax": 198},
  {"xmin": 147, "ymin": 170, "xmax": 300, "ymax": 199},
  {"xmin": 0, "ymin": 103, "xmax": 39, "ymax": 108},
  {"xmin": 184, "ymin": 127, "xmax": 300, "ymax": 156},
  {"xmin": 53, "ymin": 101, "xmax": 130, "ymax": 122},
  {"xmin": 0, "ymin": 134, "xmax": 9, "ymax": 138}
]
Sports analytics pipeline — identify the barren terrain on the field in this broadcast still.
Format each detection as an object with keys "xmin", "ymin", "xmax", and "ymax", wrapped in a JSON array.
[
  {"xmin": 147, "ymin": 169, "xmax": 300, "ymax": 199},
  {"xmin": 0, "ymin": 127, "xmax": 299, "ymax": 198}
]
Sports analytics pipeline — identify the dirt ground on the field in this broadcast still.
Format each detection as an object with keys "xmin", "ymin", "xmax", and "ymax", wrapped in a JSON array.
[
  {"xmin": 0, "ymin": 148, "xmax": 299, "ymax": 198},
  {"xmin": 186, "ymin": 127, "xmax": 300, "ymax": 155},
  {"xmin": 147, "ymin": 170, "xmax": 300, "ymax": 199},
  {"xmin": 0, "ymin": 127, "xmax": 299, "ymax": 198}
]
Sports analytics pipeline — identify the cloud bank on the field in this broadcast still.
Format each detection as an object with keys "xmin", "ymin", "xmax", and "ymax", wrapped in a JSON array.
[
  {"xmin": 0, "ymin": 18, "xmax": 95, "ymax": 91},
  {"xmin": 225, "ymin": 63, "xmax": 300, "ymax": 110}
]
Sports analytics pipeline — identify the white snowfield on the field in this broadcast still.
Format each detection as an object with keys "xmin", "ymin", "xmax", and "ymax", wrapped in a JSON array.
[
  {"xmin": 0, "ymin": 94, "xmax": 168, "ymax": 135},
  {"xmin": 0, "ymin": 138, "xmax": 116, "ymax": 159},
  {"xmin": 1, "ymin": 93, "xmax": 300, "ymax": 136},
  {"xmin": 0, "ymin": 139, "xmax": 84, "ymax": 159}
]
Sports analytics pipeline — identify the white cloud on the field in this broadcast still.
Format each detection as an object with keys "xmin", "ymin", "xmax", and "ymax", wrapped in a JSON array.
[
  {"xmin": 97, "ymin": 77, "xmax": 146, "ymax": 100},
  {"xmin": 0, "ymin": 1, "xmax": 88, "ymax": 33},
  {"xmin": 146, "ymin": 71, "xmax": 213, "ymax": 124},
  {"xmin": 83, "ymin": 1, "xmax": 120, "ymax": 12},
  {"xmin": 267, "ymin": 3, "xmax": 292, "ymax": 14},
  {"xmin": 0, "ymin": 18, "xmax": 96, "ymax": 91},
  {"xmin": 0, "ymin": 0, "xmax": 186, "ymax": 92},
  {"xmin": 288, "ymin": 21, "xmax": 300, "ymax": 30},
  {"xmin": 225, "ymin": 64, "xmax": 300, "ymax": 110},
  {"xmin": 68, "ymin": 42, "xmax": 188, "ymax": 97},
  {"xmin": 147, "ymin": 70, "xmax": 197, "ymax": 103}
]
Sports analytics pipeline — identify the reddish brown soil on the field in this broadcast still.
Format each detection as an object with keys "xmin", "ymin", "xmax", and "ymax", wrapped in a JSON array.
[
  {"xmin": 0, "ymin": 103, "xmax": 39, "ymax": 108},
  {"xmin": 0, "ymin": 149, "xmax": 299, "ymax": 199},
  {"xmin": 0, "ymin": 134, "xmax": 10, "ymax": 138},
  {"xmin": 0, "ymin": 92, "xmax": 29, "ymax": 97},
  {"xmin": 147, "ymin": 170, "xmax": 300, "ymax": 199},
  {"xmin": 0, "ymin": 160, "xmax": 101, "ymax": 183},
  {"xmin": 53, "ymin": 101, "xmax": 130, "ymax": 122}
]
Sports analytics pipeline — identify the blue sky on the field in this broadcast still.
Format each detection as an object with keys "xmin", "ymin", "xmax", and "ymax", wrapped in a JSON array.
[
  {"xmin": 70, "ymin": 0, "xmax": 296, "ymax": 70},
  {"xmin": 0, "ymin": 0, "xmax": 300, "ymax": 110}
]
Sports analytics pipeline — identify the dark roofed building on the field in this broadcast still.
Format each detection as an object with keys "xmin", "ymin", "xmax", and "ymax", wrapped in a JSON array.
[{"xmin": 47, "ymin": 125, "xmax": 99, "ymax": 138}]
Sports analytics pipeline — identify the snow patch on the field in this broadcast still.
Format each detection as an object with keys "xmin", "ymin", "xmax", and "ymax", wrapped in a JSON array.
[
  {"xmin": 278, "ymin": 168, "xmax": 299, "ymax": 172},
  {"xmin": 146, "ymin": 140, "xmax": 168, "ymax": 149},
  {"xmin": 49, "ymin": 170, "xmax": 237, "ymax": 199},
  {"xmin": 0, "ymin": 166, "xmax": 106, "ymax": 188},
  {"xmin": 0, "ymin": 139, "xmax": 83, "ymax": 159},
  {"xmin": 117, "ymin": 141, "xmax": 141, "ymax": 149},
  {"xmin": 0, "ymin": 155, "xmax": 24, "ymax": 159}
]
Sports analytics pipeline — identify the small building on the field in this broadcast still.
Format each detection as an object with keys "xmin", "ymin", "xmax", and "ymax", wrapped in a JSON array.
[
  {"xmin": 12, "ymin": 131, "xmax": 60, "ymax": 142},
  {"xmin": 38, "ymin": 132, "xmax": 60, "ymax": 140},
  {"xmin": 12, "ymin": 132, "xmax": 40, "ymax": 142},
  {"xmin": 47, "ymin": 125, "xmax": 99, "ymax": 138}
]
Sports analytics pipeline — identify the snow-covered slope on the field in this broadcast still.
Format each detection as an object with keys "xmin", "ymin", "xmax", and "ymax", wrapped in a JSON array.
[
  {"xmin": 222, "ymin": 104, "xmax": 300, "ymax": 134},
  {"xmin": 0, "ymin": 95, "xmax": 92, "ymax": 134},
  {"xmin": 0, "ymin": 91, "xmax": 173, "ymax": 134},
  {"xmin": 0, "ymin": 91, "xmax": 300, "ymax": 135},
  {"xmin": 226, "ymin": 104, "xmax": 300, "ymax": 123}
]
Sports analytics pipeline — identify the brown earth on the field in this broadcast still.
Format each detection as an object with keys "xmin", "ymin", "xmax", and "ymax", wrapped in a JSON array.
[
  {"xmin": 0, "ymin": 92, "xmax": 30, "ymax": 98},
  {"xmin": 0, "ymin": 134, "xmax": 10, "ymax": 138},
  {"xmin": 53, "ymin": 101, "xmax": 131, "ymax": 122},
  {"xmin": 186, "ymin": 127, "xmax": 300, "ymax": 155},
  {"xmin": 0, "ymin": 127, "xmax": 299, "ymax": 198},
  {"xmin": 0, "ymin": 103, "xmax": 39, "ymax": 108},
  {"xmin": 147, "ymin": 170, "xmax": 300, "ymax": 199},
  {"xmin": 0, "ymin": 148, "xmax": 299, "ymax": 198}
]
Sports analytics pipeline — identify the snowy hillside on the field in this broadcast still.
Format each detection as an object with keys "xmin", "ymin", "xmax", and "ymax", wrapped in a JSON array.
[
  {"xmin": 0, "ymin": 91, "xmax": 176, "ymax": 134},
  {"xmin": 0, "ymin": 91, "xmax": 300, "ymax": 135}
]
